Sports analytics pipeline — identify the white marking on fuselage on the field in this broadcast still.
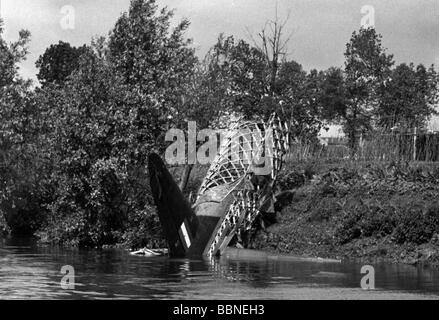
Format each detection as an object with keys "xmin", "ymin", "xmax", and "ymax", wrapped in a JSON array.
[{"xmin": 180, "ymin": 222, "xmax": 191, "ymax": 249}]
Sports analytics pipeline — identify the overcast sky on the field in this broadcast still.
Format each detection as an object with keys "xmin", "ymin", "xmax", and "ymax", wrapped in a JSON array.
[{"xmin": 1, "ymin": 0, "xmax": 439, "ymax": 83}]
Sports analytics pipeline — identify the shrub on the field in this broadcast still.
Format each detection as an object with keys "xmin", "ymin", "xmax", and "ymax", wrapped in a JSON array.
[
  {"xmin": 393, "ymin": 202, "xmax": 439, "ymax": 245},
  {"xmin": 277, "ymin": 171, "xmax": 307, "ymax": 190},
  {"xmin": 336, "ymin": 208, "xmax": 363, "ymax": 244},
  {"xmin": 307, "ymin": 197, "xmax": 339, "ymax": 222},
  {"xmin": 122, "ymin": 206, "xmax": 166, "ymax": 249},
  {"xmin": 360, "ymin": 203, "xmax": 396, "ymax": 238},
  {"xmin": 0, "ymin": 210, "xmax": 10, "ymax": 237},
  {"xmin": 0, "ymin": 185, "xmax": 47, "ymax": 236},
  {"xmin": 335, "ymin": 199, "xmax": 396, "ymax": 244}
]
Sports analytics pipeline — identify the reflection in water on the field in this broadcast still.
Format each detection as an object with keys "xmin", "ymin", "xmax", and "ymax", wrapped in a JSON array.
[{"xmin": 1, "ymin": 237, "xmax": 439, "ymax": 299}]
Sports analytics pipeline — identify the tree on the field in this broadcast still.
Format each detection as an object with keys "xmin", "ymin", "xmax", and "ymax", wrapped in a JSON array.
[
  {"xmin": 39, "ymin": 52, "xmax": 142, "ymax": 246},
  {"xmin": 321, "ymin": 29, "xmax": 437, "ymax": 147},
  {"xmin": 377, "ymin": 63, "xmax": 439, "ymax": 130},
  {"xmin": 248, "ymin": 7, "xmax": 292, "ymax": 96},
  {"xmin": 0, "ymin": 20, "xmax": 45, "ymax": 234},
  {"xmin": 342, "ymin": 27, "xmax": 394, "ymax": 150},
  {"xmin": 107, "ymin": 0, "xmax": 200, "ymax": 195},
  {"xmin": 38, "ymin": 48, "xmax": 170, "ymax": 246},
  {"xmin": 203, "ymin": 33, "xmax": 323, "ymax": 139},
  {"xmin": 319, "ymin": 67, "xmax": 347, "ymax": 123},
  {"xmin": 36, "ymin": 0, "xmax": 199, "ymax": 246},
  {"xmin": 0, "ymin": 21, "xmax": 31, "ymax": 88},
  {"xmin": 108, "ymin": 0, "xmax": 197, "ymax": 131},
  {"xmin": 276, "ymin": 60, "xmax": 306, "ymax": 96},
  {"xmin": 246, "ymin": 12, "xmax": 323, "ymax": 139},
  {"xmin": 36, "ymin": 41, "xmax": 88, "ymax": 86},
  {"xmin": 277, "ymin": 62, "xmax": 324, "ymax": 140},
  {"xmin": 202, "ymin": 35, "xmax": 268, "ymax": 121}
]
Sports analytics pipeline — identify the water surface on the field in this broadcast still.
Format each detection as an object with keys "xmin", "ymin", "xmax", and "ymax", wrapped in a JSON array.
[{"xmin": 1, "ymin": 237, "xmax": 439, "ymax": 299}]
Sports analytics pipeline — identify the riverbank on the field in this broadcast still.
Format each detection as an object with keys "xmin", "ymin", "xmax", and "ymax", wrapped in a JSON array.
[
  {"xmin": 252, "ymin": 160, "xmax": 439, "ymax": 267},
  {"xmin": 3, "ymin": 159, "xmax": 439, "ymax": 268}
]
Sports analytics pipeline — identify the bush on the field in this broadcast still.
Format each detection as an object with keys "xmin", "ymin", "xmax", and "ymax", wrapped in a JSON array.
[
  {"xmin": 277, "ymin": 171, "xmax": 307, "ymax": 190},
  {"xmin": 0, "ymin": 184, "xmax": 47, "ymax": 236},
  {"xmin": 307, "ymin": 197, "xmax": 339, "ymax": 222},
  {"xmin": 393, "ymin": 202, "xmax": 439, "ymax": 245},
  {"xmin": 43, "ymin": 208, "xmax": 89, "ymax": 247},
  {"xmin": 335, "ymin": 199, "xmax": 397, "ymax": 244},
  {"xmin": 0, "ymin": 210, "xmax": 10, "ymax": 237},
  {"xmin": 122, "ymin": 206, "xmax": 166, "ymax": 249},
  {"xmin": 336, "ymin": 208, "xmax": 363, "ymax": 244}
]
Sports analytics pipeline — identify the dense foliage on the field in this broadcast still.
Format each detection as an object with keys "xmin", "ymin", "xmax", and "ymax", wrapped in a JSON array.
[
  {"xmin": 36, "ymin": 41, "xmax": 88, "ymax": 86},
  {"xmin": 254, "ymin": 160, "xmax": 439, "ymax": 265}
]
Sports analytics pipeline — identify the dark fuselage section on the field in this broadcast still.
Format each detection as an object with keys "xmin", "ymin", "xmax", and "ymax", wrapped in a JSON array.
[{"xmin": 148, "ymin": 154, "xmax": 226, "ymax": 258}]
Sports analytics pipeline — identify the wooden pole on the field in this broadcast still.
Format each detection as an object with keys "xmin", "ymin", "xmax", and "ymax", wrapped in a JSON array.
[{"xmin": 413, "ymin": 127, "xmax": 417, "ymax": 161}]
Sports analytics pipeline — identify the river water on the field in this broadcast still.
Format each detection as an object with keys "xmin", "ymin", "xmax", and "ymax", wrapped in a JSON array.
[{"xmin": 1, "ymin": 237, "xmax": 439, "ymax": 300}]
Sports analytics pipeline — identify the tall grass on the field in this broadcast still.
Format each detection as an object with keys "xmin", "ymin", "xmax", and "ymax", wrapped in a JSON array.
[{"xmin": 288, "ymin": 132, "xmax": 439, "ymax": 162}]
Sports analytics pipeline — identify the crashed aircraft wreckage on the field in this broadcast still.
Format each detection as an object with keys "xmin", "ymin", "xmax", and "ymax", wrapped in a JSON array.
[{"xmin": 148, "ymin": 113, "xmax": 289, "ymax": 258}]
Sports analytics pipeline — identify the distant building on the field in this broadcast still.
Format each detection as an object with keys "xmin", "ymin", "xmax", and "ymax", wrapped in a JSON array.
[
  {"xmin": 428, "ymin": 112, "xmax": 439, "ymax": 132},
  {"xmin": 318, "ymin": 125, "xmax": 346, "ymax": 146}
]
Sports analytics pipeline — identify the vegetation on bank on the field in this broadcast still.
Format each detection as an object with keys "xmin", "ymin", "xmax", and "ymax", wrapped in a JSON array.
[
  {"xmin": 253, "ymin": 160, "xmax": 439, "ymax": 266},
  {"xmin": 0, "ymin": 210, "xmax": 9, "ymax": 237}
]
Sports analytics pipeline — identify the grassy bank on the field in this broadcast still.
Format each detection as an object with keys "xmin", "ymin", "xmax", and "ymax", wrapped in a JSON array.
[{"xmin": 252, "ymin": 159, "xmax": 439, "ymax": 267}]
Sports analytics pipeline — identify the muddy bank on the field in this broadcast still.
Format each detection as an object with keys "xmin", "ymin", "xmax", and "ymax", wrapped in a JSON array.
[{"xmin": 251, "ymin": 160, "xmax": 439, "ymax": 267}]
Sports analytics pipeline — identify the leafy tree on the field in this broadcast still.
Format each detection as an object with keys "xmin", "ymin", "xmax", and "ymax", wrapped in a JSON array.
[
  {"xmin": 37, "ymin": 0, "xmax": 198, "ymax": 247},
  {"xmin": 203, "ymin": 34, "xmax": 324, "ymax": 140},
  {"xmin": 321, "ymin": 29, "xmax": 437, "ymax": 144},
  {"xmin": 0, "ymin": 21, "xmax": 30, "ymax": 88},
  {"xmin": 108, "ymin": 0, "xmax": 197, "ymax": 132},
  {"xmin": 107, "ymin": 0, "xmax": 199, "ymax": 195},
  {"xmin": 377, "ymin": 63, "xmax": 439, "ymax": 130},
  {"xmin": 36, "ymin": 41, "xmax": 88, "ymax": 86},
  {"xmin": 39, "ymin": 50, "xmax": 165, "ymax": 246},
  {"xmin": 202, "ymin": 34, "xmax": 268, "ymax": 121},
  {"xmin": 276, "ymin": 60, "xmax": 306, "ymax": 96},
  {"xmin": 277, "ymin": 63, "xmax": 324, "ymax": 140},
  {"xmin": 0, "ymin": 20, "xmax": 45, "ymax": 234},
  {"xmin": 319, "ymin": 67, "xmax": 347, "ymax": 123},
  {"xmin": 326, "ymin": 28, "xmax": 394, "ymax": 151}
]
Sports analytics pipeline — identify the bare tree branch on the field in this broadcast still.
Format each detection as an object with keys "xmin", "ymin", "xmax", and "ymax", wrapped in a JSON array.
[{"xmin": 246, "ymin": 5, "xmax": 293, "ymax": 94}]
